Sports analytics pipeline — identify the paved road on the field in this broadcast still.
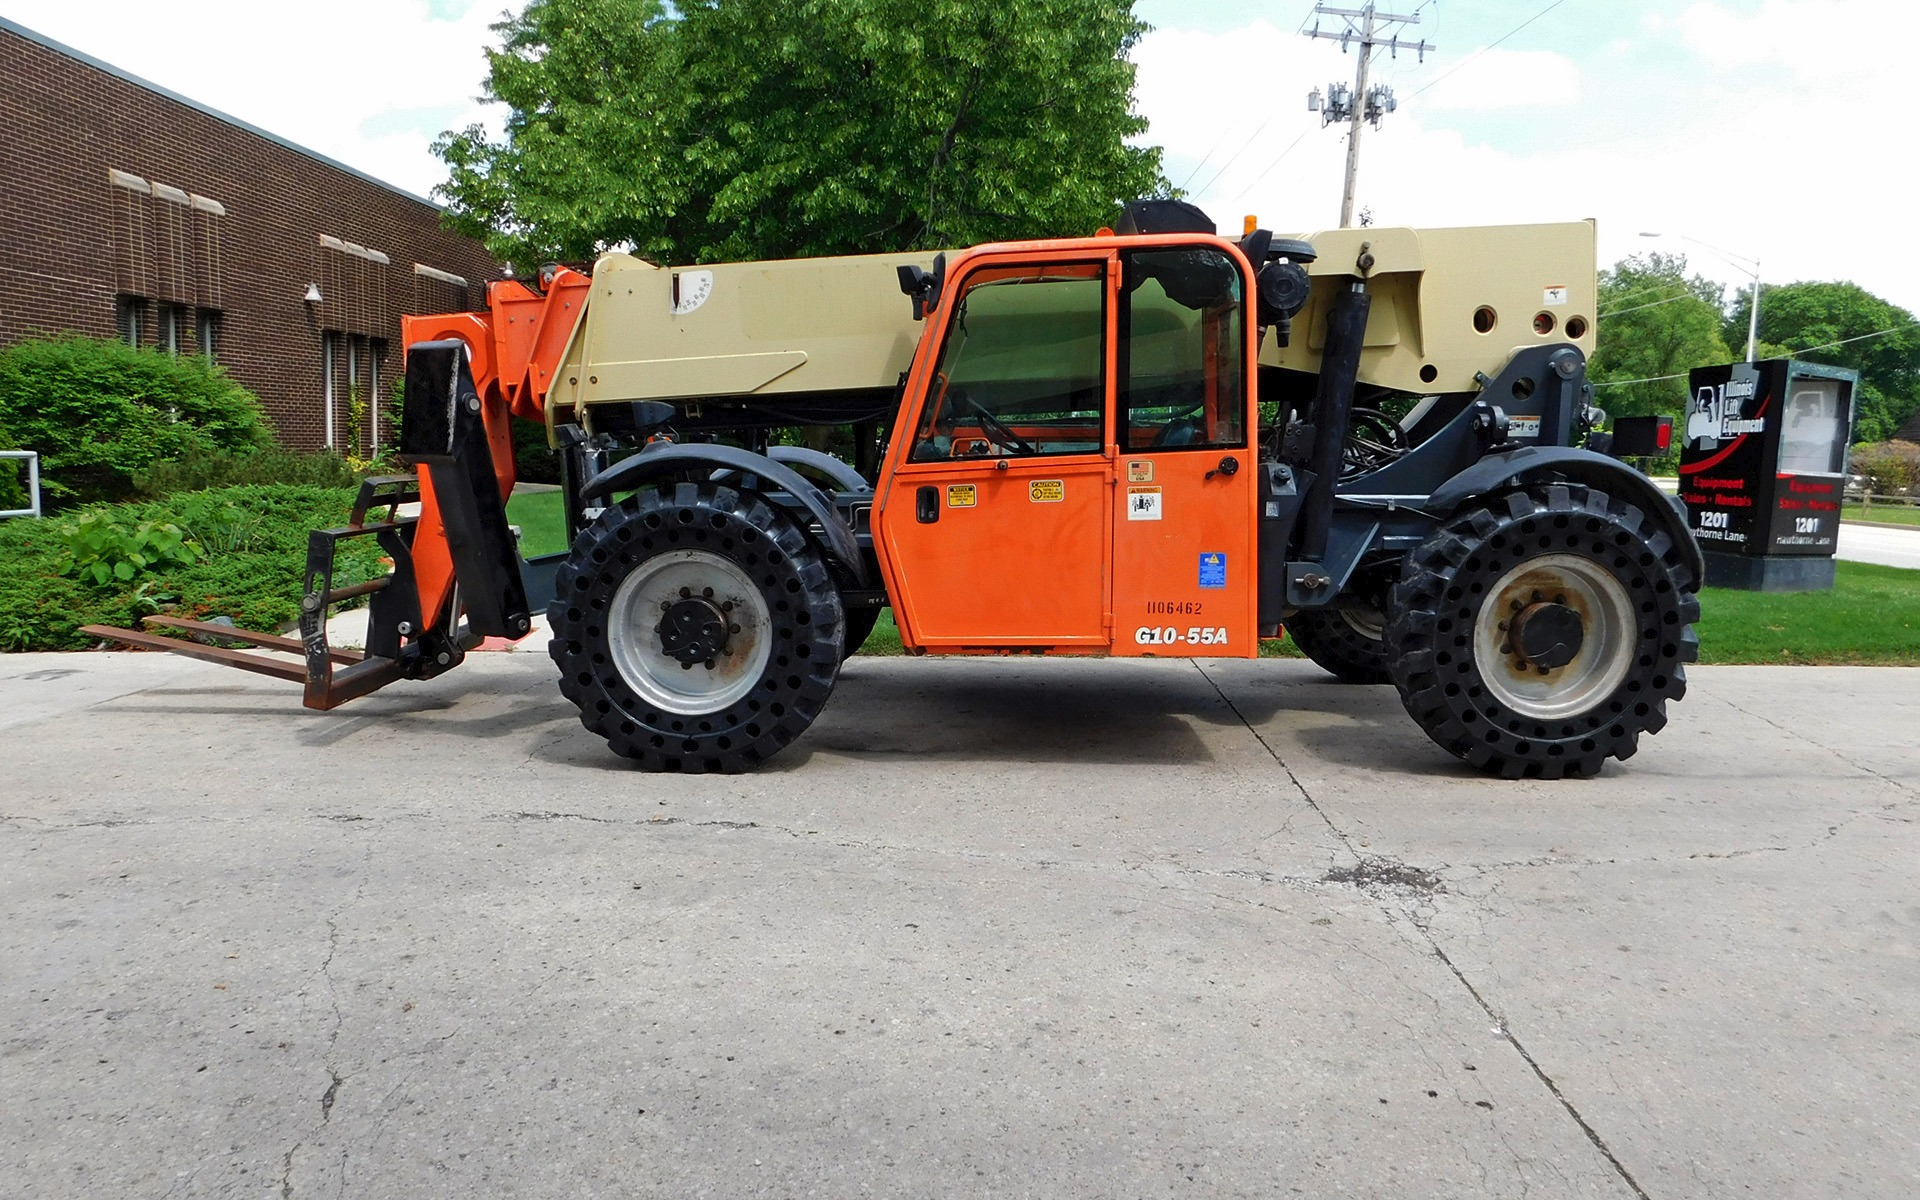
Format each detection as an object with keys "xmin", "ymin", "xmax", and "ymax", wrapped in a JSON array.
[
  {"xmin": 3, "ymin": 652, "xmax": 1917, "ymax": 1198},
  {"xmin": 1839, "ymin": 521, "xmax": 1920, "ymax": 570}
]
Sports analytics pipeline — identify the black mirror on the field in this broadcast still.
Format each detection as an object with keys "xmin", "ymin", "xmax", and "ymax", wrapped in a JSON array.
[{"xmin": 896, "ymin": 253, "xmax": 947, "ymax": 321}]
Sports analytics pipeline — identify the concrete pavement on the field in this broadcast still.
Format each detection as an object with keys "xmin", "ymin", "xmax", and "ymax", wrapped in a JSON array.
[{"xmin": 2, "ymin": 651, "xmax": 1916, "ymax": 1197}]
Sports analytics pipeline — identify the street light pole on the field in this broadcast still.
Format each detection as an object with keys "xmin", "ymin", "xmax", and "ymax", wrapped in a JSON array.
[{"xmin": 1639, "ymin": 231, "xmax": 1762, "ymax": 362}]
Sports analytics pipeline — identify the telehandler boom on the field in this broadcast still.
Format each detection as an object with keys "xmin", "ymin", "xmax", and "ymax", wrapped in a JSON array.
[{"xmin": 87, "ymin": 203, "xmax": 1701, "ymax": 779}]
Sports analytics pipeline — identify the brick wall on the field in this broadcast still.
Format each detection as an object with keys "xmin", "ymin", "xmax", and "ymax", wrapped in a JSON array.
[{"xmin": 0, "ymin": 21, "xmax": 502, "ymax": 452}]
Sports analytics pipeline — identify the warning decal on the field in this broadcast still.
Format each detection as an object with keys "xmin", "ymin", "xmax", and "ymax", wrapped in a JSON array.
[
  {"xmin": 1543, "ymin": 285, "xmax": 1569, "ymax": 306},
  {"xmin": 1029, "ymin": 479, "xmax": 1065, "ymax": 503},
  {"xmin": 946, "ymin": 483, "xmax": 977, "ymax": 508},
  {"xmin": 1199, "ymin": 552, "xmax": 1227, "ymax": 589},
  {"xmin": 1126, "ymin": 487, "xmax": 1163, "ymax": 521}
]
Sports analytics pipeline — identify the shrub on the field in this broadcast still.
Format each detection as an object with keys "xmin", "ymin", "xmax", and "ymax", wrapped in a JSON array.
[
  {"xmin": 135, "ymin": 444, "xmax": 359, "ymax": 497},
  {"xmin": 513, "ymin": 419, "xmax": 562, "ymax": 485},
  {"xmin": 0, "ymin": 484, "xmax": 383, "ymax": 651},
  {"xmin": 0, "ymin": 421, "xmax": 23, "ymax": 513},
  {"xmin": 1851, "ymin": 440, "xmax": 1920, "ymax": 494},
  {"xmin": 0, "ymin": 336, "xmax": 270, "ymax": 508},
  {"xmin": 55, "ymin": 511, "xmax": 203, "ymax": 586}
]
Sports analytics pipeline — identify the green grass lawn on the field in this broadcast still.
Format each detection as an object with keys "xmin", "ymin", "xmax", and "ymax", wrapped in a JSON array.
[
  {"xmin": 506, "ymin": 489, "xmax": 569, "ymax": 558},
  {"xmin": 513, "ymin": 490, "xmax": 1918, "ymax": 665},
  {"xmin": 1844, "ymin": 502, "xmax": 1920, "ymax": 527},
  {"xmin": 1695, "ymin": 561, "xmax": 1920, "ymax": 665}
]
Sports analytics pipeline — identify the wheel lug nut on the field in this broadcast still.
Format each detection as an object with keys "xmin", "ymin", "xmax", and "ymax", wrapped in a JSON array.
[
  {"xmin": 702, "ymin": 587, "xmax": 714, "ymax": 598},
  {"xmin": 729, "ymin": 624, "xmax": 741, "ymax": 634},
  {"xmin": 680, "ymin": 587, "xmax": 692, "ymax": 598}
]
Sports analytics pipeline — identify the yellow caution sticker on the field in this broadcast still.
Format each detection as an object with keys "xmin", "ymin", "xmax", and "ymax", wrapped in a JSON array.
[
  {"xmin": 1029, "ymin": 479, "xmax": 1065, "ymax": 503},
  {"xmin": 1127, "ymin": 460, "xmax": 1154, "ymax": 483},
  {"xmin": 946, "ymin": 483, "xmax": 977, "ymax": 508}
]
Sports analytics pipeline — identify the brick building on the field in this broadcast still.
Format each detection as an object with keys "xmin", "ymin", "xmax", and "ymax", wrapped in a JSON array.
[{"xmin": 0, "ymin": 17, "xmax": 501, "ymax": 452}]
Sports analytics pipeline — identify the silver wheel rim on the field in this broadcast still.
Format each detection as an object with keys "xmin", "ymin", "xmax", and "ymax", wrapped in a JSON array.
[
  {"xmin": 1340, "ymin": 605, "xmax": 1386, "ymax": 641},
  {"xmin": 607, "ymin": 549, "xmax": 772, "ymax": 715},
  {"xmin": 1472, "ymin": 553, "xmax": 1634, "ymax": 721}
]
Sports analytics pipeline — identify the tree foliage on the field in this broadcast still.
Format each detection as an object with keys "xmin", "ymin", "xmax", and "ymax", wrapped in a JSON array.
[
  {"xmin": 1727, "ymin": 281, "xmax": 1920, "ymax": 443},
  {"xmin": 1589, "ymin": 253, "xmax": 1732, "ymax": 425},
  {"xmin": 435, "ymin": 0, "xmax": 1169, "ymax": 269}
]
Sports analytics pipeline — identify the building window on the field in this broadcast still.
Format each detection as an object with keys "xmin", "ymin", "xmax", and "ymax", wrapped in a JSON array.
[
  {"xmin": 322, "ymin": 332, "xmax": 337, "ymax": 448},
  {"xmin": 368, "ymin": 340, "xmax": 386, "ymax": 449},
  {"xmin": 160, "ymin": 305, "xmax": 185, "ymax": 356},
  {"xmin": 116, "ymin": 295, "xmax": 147, "ymax": 347},
  {"xmin": 197, "ymin": 310, "xmax": 221, "ymax": 360}
]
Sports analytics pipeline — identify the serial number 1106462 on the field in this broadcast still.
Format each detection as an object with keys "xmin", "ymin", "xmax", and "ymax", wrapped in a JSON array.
[{"xmin": 1135, "ymin": 626, "xmax": 1229, "ymax": 647}]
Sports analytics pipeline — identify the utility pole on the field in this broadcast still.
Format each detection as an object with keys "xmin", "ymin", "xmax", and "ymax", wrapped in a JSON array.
[{"xmin": 1304, "ymin": 4, "xmax": 1431, "ymax": 227}]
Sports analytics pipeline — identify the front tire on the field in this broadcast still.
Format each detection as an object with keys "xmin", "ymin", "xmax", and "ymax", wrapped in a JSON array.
[
  {"xmin": 1385, "ymin": 484, "xmax": 1699, "ymax": 780},
  {"xmin": 549, "ymin": 482, "xmax": 844, "ymax": 773}
]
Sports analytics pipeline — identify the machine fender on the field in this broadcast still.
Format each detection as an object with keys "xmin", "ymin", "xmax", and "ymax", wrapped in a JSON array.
[
  {"xmin": 1427, "ymin": 446, "xmax": 1704, "ymax": 585},
  {"xmin": 581, "ymin": 443, "xmax": 867, "ymax": 586},
  {"xmin": 763, "ymin": 446, "xmax": 873, "ymax": 493}
]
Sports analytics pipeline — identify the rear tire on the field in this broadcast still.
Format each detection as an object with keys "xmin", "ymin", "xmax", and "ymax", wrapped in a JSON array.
[
  {"xmin": 548, "ymin": 482, "xmax": 844, "ymax": 773},
  {"xmin": 1385, "ymin": 483, "xmax": 1699, "ymax": 780},
  {"xmin": 840, "ymin": 606, "xmax": 881, "ymax": 660},
  {"xmin": 1286, "ymin": 605, "xmax": 1391, "ymax": 684}
]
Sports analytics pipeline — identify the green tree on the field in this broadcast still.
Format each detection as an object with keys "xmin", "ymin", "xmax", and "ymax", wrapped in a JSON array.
[
  {"xmin": 435, "ymin": 0, "xmax": 1169, "ymax": 270},
  {"xmin": 1726, "ymin": 281, "xmax": 1920, "ymax": 443},
  {"xmin": 1589, "ymin": 253, "xmax": 1732, "ymax": 426}
]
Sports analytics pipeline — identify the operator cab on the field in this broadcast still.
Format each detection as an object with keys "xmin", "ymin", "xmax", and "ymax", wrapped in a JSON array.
[{"xmin": 873, "ymin": 227, "xmax": 1264, "ymax": 657}]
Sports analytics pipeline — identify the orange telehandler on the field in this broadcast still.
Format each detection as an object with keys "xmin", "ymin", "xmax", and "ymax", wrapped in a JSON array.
[{"xmin": 87, "ymin": 202, "xmax": 1699, "ymax": 778}]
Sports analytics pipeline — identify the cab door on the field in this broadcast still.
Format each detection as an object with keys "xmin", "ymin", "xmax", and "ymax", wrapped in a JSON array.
[
  {"xmin": 1108, "ymin": 246, "xmax": 1260, "ymax": 658},
  {"xmin": 875, "ymin": 253, "xmax": 1115, "ymax": 650}
]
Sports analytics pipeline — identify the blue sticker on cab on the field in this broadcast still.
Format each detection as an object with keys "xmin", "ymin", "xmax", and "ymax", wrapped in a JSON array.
[{"xmin": 1199, "ymin": 552, "xmax": 1227, "ymax": 589}]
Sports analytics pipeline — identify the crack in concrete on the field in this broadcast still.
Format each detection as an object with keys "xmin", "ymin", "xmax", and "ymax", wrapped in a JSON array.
[
  {"xmin": 320, "ymin": 919, "xmax": 346, "ymax": 1123},
  {"xmin": 1197, "ymin": 660, "xmax": 1651, "ymax": 1200},
  {"xmin": 1714, "ymin": 691, "xmax": 1917, "ymax": 801},
  {"xmin": 1415, "ymin": 925, "xmax": 1652, "ymax": 1200}
]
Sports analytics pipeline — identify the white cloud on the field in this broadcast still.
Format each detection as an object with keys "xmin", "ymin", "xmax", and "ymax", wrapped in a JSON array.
[
  {"xmin": 1134, "ymin": 13, "xmax": 1920, "ymax": 319},
  {"xmin": 1418, "ymin": 48, "xmax": 1582, "ymax": 111},
  {"xmin": 4, "ymin": 0, "xmax": 504, "ymax": 198}
]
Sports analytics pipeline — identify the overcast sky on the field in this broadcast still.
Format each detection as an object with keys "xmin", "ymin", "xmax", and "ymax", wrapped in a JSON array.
[{"xmin": 3, "ymin": 0, "xmax": 1908, "ymax": 320}]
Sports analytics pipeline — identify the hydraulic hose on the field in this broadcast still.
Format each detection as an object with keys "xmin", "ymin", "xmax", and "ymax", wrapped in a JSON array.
[{"xmin": 1295, "ymin": 282, "xmax": 1372, "ymax": 562}]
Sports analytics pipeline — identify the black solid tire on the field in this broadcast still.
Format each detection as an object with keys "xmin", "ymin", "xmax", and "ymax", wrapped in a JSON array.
[
  {"xmin": 1287, "ymin": 606, "xmax": 1392, "ymax": 684},
  {"xmin": 1385, "ymin": 483, "xmax": 1700, "ymax": 780},
  {"xmin": 841, "ymin": 606, "xmax": 881, "ymax": 660},
  {"xmin": 548, "ymin": 482, "xmax": 844, "ymax": 773}
]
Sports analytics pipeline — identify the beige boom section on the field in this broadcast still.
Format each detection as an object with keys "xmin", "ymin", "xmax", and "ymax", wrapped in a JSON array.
[
  {"xmin": 546, "ymin": 250, "xmax": 934, "ymax": 435},
  {"xmin": 545, "ymin": 221, "xmax": 1596, "ymax": 432},
  {"xmin": 1262, "ymin": 221, "xmax": 1597, "ymax": 395}
]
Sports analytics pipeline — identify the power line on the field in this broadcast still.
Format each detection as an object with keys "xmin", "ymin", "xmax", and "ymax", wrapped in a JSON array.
[
  {"xmin": 1593, "ymin": 372, "xmax": 1688, "ymax": 389},
  {"xmin": 1191, "ymin": 117, "xmax": 1276, "ymax": 199},
  {"xmin": 1788, "ymin": 319, "xmax": 1920, "ymax": 356},
  {"xmin": 1227, "ymin": 130, "xmax": 1312, "ymax": 203},
  {"xmin": 1178, "ymin": 126, "xmax": 1235, "ymax": 192},
  {"xmin": 1589, "ymin": 321, "xmax": 1919, "ymax": 391},
  {"xmin": 1599, "ymin": 293, "xmax": 1696, "ymax": 319},
  {"xmin": 1408, "ymin": 0, "xmax": 1567, "ymax": 99}
]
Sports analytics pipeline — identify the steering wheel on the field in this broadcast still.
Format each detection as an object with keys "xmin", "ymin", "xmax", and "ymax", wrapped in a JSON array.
[
  {"xmin": 952, "ymin": 389, "xmax": 1038, "ymax": 457},
  {"xmin": 1148, "ymin": 400, "xmax": 1208, "ymax": 448}
]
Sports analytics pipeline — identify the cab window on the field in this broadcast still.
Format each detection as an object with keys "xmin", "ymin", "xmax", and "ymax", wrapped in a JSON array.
[
  {"xmin": 911, "ymin": 264, "xmax": 1105, "ymax": 460},
  {"xmin": 1118, "ymin": 249, "xmax": 1246, "ymax": 451}
]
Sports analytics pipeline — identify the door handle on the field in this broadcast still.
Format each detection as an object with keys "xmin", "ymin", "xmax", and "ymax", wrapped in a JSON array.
[
  {"xmin": 1206, "ymin": 455, "xmax": 1241, "ymax": 480},
  {"xmin": 916, "ymin": 485, "xmax": 938, "ymax": 523}
]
